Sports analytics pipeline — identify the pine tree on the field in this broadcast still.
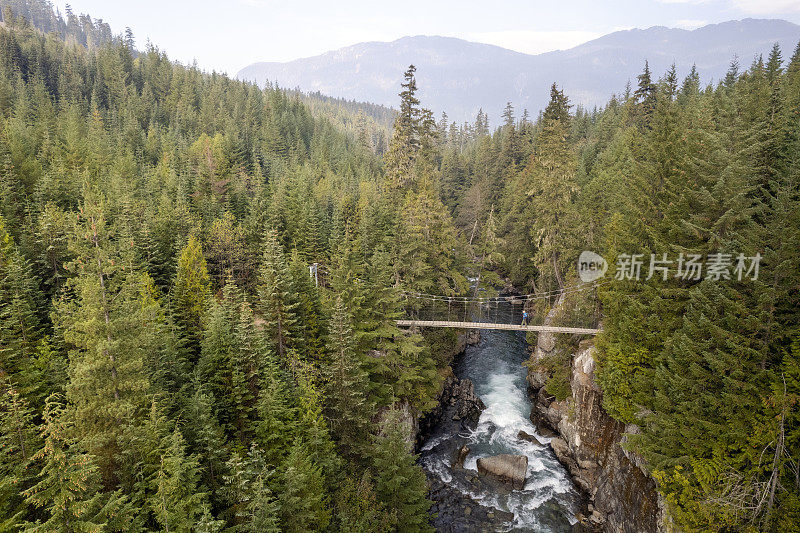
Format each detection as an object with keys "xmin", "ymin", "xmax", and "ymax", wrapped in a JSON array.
[
  {"xmin": 150, "ymin": 428, "xmax": 211, "ymax": 532},
  {"xmin": 255, "ymin": 348, "xmax": 297, "ymax": 467},
  {"xmin": 223, "ymin": 445, "xmax": 280, "ymax": 532},
  {"xmin": 230, "ymin": 299, "xmax": 261, "ymax": 443},
  {"xmin": 322, "ymin": 296, "xmax": 373, "ymax": 461},
  {"xmin": 0, "ymin": 214, "xmax": 43, "ymax": 395},
  {"xmin": 183, "ymin": 380, "xmax": 228, "ymax": 503},
  {"xmin": 369, "ymin": 408, "xmax": 433, "ymax": 532},
  {"xmin": 384, "ymin": 65, "xmax": 421, "ymax": 188},
  {"xmin": 333, "ymin": 473, "xmax": 397, "ymax": 532},
  {"xmin": 0, "ymin": 379, "xmax": 39, "ymax": 529},
  {"xmin": 23, "ymin": 394, "xmax": 132, "ymax": 532},
  {"xmin": 256, "ymin": 229, "xmax": 298, "ymax": 360},
  {"xmin": 278, "ymin": 437, "xmax": 331, "ymax": 532},
  {"xmin": 507, "ymin": 83, "xmax": 578, "ymax": 290},
  {"xmin": 172, "ymin": 235, "xmax": 211, "ymax": 358},
  {"xmin": 634, "ymin": 60, "xmax": 658, "ymax": 122},
  {"xmin": 59, "ymin": 192, "xmax": 151, "ymax": 477}
]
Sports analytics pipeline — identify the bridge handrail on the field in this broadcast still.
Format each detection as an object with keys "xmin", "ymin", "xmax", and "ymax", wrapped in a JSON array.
[{"xmin": 395, "ymin": 320, "xmax": 599, "ymax": 335}]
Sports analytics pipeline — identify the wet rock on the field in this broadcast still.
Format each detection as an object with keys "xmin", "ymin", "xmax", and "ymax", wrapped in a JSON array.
[
  {"xmin": 538, "ymin": 386, "xmax": 556, "ymax": 408},
  {"xmin": 418, "ymin": 373, "xmax": 485, "ymax": 442},
  {"xmin": 476, "ymin": 454, "xmax": 528, "ymax": 490},
  {"xmin": 517, "ymin": 430, "xmax": 542, "ymax": 446},
  {"xmin": 589, "ymin": 509, "xmax": 605, "ymax": 526},
  {"xmin": 426, "ymin": 475, "xmax": 515, "ymax": 532},
  {"xmin": 452, "ymin": 445, "xmax": 470, "ymax": 469},
  {"xmin": 467, "ymin": 329, "xmax": 481, "ymax": 345},
  {"xmin": 528, "ymin": 340, "xmax": 665, "ymax": 532}
]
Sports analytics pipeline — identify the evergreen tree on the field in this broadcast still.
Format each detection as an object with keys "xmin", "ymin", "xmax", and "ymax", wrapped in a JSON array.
[
  {"xmin": 223, "ymin": 445, "xmax": 280, "ymax": 532},
  {"xmin": 59, "ymin": 192, "xmax": 152, "ymax": 478},
  {"xmin": 0, "ymin": 379, "xmax": 39, "ymax": 529},
  {"xmin": 634, "ymin": 60, "xmax": 658, "ymax": 122},
  {"xmin": 23, "ymin": 394, "xmax": 132, "ymax": 532},
  {"xmin": 172, "ymin": 235, "xmax": 211, "ymax": 357},
  {"xmin": 505, "ymin": 83, "xmax": 578, "ymax": 290},
  {"xmin": 278, "ymin": 437, "xmax": 331, "ymax": 532},
  {"xmin": 150, "ymin": 428, "xmax": 211, "ymax": 532},
  {"xmin": 333, "ymin": 473, "xmax": 398, "ymax": 532},
  {"xmin": 322, "ymin": 296, "xmax": 373, "ymax": 461},
  {"xmin": 384, "ymin": 65, "xmax": 421, "ymax": 188},
  {"xmin": 256, "ymin": 229, "xmax": 298, "ymax": 360},
  {"xmin": 0, "ymin": 214, "xmax": 43, "ymax": 396},
  {"xmin": 369, "ymin": 408, "xmax": 433, "ymax": 532}
]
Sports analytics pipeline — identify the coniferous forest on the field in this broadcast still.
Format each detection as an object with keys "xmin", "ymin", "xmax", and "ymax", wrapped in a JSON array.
[{"xmin": 0, "ymin": 1, "xmax": 799, "ymax": 532}]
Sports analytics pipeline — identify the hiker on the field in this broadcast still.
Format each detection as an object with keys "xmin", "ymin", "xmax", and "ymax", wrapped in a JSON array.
[{"xmin": 521, "ymin": 310, "xmax": 529, "ymax": 326}]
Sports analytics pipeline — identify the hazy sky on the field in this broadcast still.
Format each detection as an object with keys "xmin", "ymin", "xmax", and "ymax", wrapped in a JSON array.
[{"xmin": 54, "ymin": 0, "xmax": 800, "ymax": 75}]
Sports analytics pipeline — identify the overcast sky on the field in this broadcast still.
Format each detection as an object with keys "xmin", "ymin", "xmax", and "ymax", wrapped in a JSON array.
[{"xmin": 54, "ymin": 0, "xmax": 800, "ymax": 75}]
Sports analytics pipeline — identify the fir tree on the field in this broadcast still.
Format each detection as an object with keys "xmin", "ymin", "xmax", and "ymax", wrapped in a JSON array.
[
  {"xmin": 278, "ymin": 437, "xmax": 331, "ymax": 532},
  {"xmin": 0, "ymin": 379, "xmax": 39, "ymax": 529},
  {"xmin": 322, "ymin": 296, "xmax": 373, "ymax": 461},
  {"xmin": 256, "ymin": 229, "xmax": 298, "ymax": 360},
  {"xmin": 23, "ymin": 394, "xmax": 132, "ymax": 532},
  {"xmin": 369, "ymin": 408, "xmax": 433, "ymax": 532},
  {"xmin": 171, "ymin": 235, "xmax": 211, "ymax": 358},
  {"xmin": 150, "ymin": 428, "xmax": 210, "ymax": 532}
]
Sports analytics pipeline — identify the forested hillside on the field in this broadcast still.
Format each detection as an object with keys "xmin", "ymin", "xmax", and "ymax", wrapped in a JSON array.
[
  {"xmin": 437, "ymin": 54, "xmax": 800, "ymax": 530},
  {"xmin": 1, "ymin": 0, "xmax": 799, "ymax": 531},
  {"xmin": 0, "ymin": 3, "xmax": 470, "ymax": 531},
  {"xmin": 288, "ymin": 90, "xmax": 395, "ymax": 155}
]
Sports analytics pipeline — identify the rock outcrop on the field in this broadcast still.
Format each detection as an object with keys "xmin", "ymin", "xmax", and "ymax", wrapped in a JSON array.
[
  {"xmin": 452, "ymin": 444, "xmax": 470, "ymax": 469},
  {"xmin": 418, "ymin": 370, "xmax": 485, "ymax": 442},
  {"xmin": 528, "ymin": 340, "xmax": 666, "ymax": 532},
  {"xmin": 476, "ymin": 454, "xmax": 528, "ymax": 490},
  {"xmin": 428, "ymin": 475, "xmax": 515, "ymax": 532},
  {"xmin": 517, "ymin": 430, "xmax": 542, "ymax": 446}
]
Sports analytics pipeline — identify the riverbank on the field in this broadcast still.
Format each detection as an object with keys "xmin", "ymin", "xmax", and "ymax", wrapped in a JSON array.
[
  {"xmin": 527, "ymin": 338, "xmax": 667, "ymax": 532},
  {"xmin": 419, "ymin": 326, "xmax": 586, "ymax": 531}
]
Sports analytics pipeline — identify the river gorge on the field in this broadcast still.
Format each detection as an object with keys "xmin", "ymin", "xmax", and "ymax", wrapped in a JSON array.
[{"xmin": 419, "ymin": 327, "xmax": 584, "ymax": 531}]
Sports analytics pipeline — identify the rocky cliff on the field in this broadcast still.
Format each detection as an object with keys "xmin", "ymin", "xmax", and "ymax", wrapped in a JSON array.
[{"xmin": 528, "ymin": 338, "xmax": 667, "ymax": 532}]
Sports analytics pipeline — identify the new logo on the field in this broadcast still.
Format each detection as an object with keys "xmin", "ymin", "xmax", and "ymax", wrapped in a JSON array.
[{"xmin": 578, "ymin": 251, "xmax": 607, "ymax": 282}]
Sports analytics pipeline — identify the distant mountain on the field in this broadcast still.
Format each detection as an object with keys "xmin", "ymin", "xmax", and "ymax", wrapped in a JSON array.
[{"xmin": 237, "ymin": 19, "xmax": 800, "ymax": 125}]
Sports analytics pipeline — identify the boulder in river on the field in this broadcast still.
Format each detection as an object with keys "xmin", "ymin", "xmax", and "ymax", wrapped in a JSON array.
[
  {"xmin": 476, "ymin": 454, "xmax": 528, "ymax": 490},
  {"xmin": 452, "ymin": 445, "xmax": 470, "ymax": 469},
  {"xmin": 517, "ymin": 430, "xmax": 542, "ymax": 446}
]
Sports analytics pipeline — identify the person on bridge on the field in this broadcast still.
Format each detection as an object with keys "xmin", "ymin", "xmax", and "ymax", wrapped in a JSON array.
[{"xmin": 521, "ymin": 310, "xmax": 529, "ymax": 326}]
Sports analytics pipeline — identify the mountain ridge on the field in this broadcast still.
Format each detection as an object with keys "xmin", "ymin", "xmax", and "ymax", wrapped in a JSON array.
[{"xmin": 237, "ymin": 19, "xmax": 800, "ymax": 124}]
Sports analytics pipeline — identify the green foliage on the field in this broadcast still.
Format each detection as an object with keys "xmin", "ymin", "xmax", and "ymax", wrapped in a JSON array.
[
  {"xmin": 0, "ymin": 378, "xmax": 39, "ymax": 529},
  {"xmin": 22, "ymin": 394, "xmax": 132, "ymax": 532},
  {"xmin": 172, "ymin": 235, "xmax": 211, "ymax": 355},
  {"xmin": 1, "ymin": 1, "xmax": 797, "ymax": 531},
  {"xmin": 333, "ymin": 473, "xmax": 398, "ymax": 532},
  {"xmin": 369, "ymin": 408, "xmax": 433, "ymax": 532},
  {"xmin": 278, "ymin": 437, "xmax": 331, "ymax": 532},
  {"xmin": 322, "ymin": 296, "xmax": 373, "ymax": 461}
]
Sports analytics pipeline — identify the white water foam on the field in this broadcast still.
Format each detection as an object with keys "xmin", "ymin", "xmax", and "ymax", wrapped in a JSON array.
[{"xmin": 421, "ymin": 327, "xmax": 581, "ymax": 531}]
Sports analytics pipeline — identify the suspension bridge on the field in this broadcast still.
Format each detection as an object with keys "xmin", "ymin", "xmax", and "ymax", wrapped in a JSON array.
[
  {"xmin": 395, "ymin": 320, "xmax": 599, "ymax": 335},
  {"xmin": 308, "ymin": 262, "xmax": 603, "ymax": 335},
  {"xmin": 395, "ymin": 281, "xmax": 604, "ymax": 335}
]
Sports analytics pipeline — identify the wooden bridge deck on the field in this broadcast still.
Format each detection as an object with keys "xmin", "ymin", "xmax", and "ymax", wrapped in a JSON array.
[{"xmin": 396, "ymin": 320, "xmax": 599, "ymax": 335}]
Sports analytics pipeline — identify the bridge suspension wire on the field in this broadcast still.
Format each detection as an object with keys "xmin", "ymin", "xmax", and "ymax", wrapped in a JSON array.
[{"xmin": 398, "ymin": 279, "xmax": 610, "ymax": 305}]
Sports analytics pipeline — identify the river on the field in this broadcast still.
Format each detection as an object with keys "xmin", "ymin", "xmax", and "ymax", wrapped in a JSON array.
[{"xmin": 420, "ymin": 326, "xmax": 583, "ymax": 531}]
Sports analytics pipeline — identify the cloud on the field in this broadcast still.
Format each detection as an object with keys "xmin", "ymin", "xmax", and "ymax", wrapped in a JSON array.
[
  {"xmin": 675, "ymin": 19, "xmax": 708, "ymax": 29},
  {"xmin": 731, "ymin": 0, "xmax": 800, "ymax": 14},
  {"xmin": 466, "ymin": 30, "xmax": 603, "ymax": 55}
]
